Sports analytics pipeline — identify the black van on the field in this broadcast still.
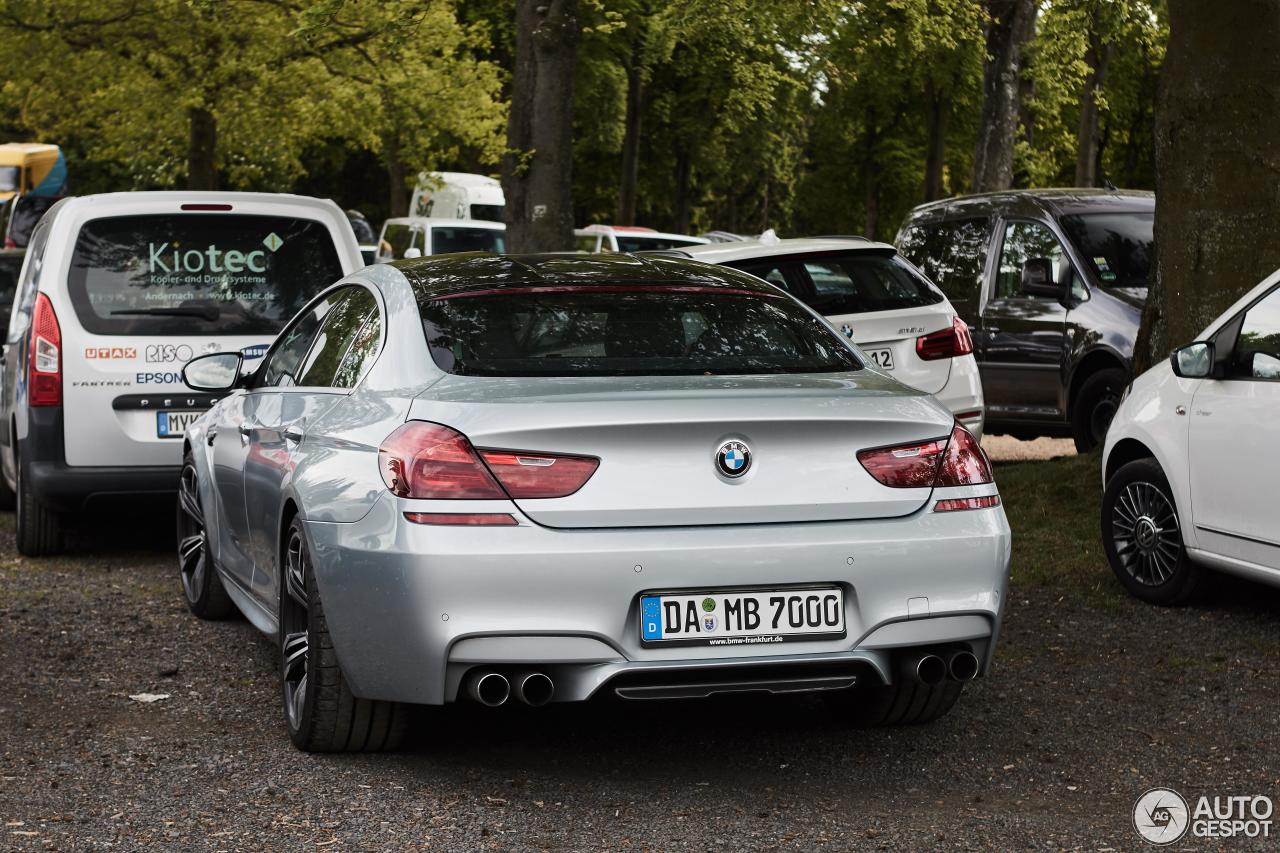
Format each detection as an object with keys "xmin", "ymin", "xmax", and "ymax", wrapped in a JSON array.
[{"xmin": 895, "ymin": 189, "xmax": 1152, "ymax": 451}]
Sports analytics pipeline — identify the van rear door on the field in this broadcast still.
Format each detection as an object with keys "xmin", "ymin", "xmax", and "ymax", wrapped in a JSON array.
[{"xmin": 60, "ymin": 211, "xmax": 350, "ymax": 468}]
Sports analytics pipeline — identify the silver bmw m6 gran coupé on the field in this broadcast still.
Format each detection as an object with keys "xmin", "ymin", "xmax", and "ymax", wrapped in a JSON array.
[{"xmin": 177, "ymin": 252, "xmax": 1011, "ymax": 752}]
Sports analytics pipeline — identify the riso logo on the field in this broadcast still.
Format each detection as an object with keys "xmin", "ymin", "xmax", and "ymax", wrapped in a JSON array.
[{"xmin": 147, "ymin": 232, "xmax": 284, "ymax": 275}]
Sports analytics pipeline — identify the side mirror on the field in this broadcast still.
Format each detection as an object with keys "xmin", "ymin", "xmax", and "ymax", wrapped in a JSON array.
[
  {"xmin": 183, "ymin": 352, "xmax": 245, "ymax": 392},
  {"xmin": 1169, "ymin": 341, "xmax": 1214, "ymax": 379},
  {"xmin": 1020, "ymin": 257, "xmax": 1064, "ymax": 299},
  {"xmin": 403, "ymin": 247, "xmax": 423, "ymax": 259}
]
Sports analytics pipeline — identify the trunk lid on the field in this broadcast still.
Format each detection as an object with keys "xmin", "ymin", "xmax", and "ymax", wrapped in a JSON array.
[
  {"xmin": 828, "ymin": 303, "xmax": 957, "ymax": 395},
  {"xmin": 408, "ymin": 373, "xmax": 953, "ymax": 529}
]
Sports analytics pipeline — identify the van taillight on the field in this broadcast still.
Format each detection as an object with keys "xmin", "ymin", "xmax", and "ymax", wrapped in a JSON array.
[
  {"xmin": 29, "ymin": 293, "xmax": 61, "ymax": 407},
  {"xmin": 916, "ymin": 317, "xmax": 973, "ymax": 361},
  {"xmin": 857, "ymin": 424, "xmax": 993, "ymax": 489}
]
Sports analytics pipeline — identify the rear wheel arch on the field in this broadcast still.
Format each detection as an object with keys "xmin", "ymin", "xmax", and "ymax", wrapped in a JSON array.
[{"xmin": 278, "ymin": 499, "xmax": 300, "ymax": 570}]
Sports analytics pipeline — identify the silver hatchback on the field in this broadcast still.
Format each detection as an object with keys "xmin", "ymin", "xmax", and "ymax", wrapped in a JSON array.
[{"xmin": 178, "ymin": 253, "xmax": 1010, "ymax": 752}]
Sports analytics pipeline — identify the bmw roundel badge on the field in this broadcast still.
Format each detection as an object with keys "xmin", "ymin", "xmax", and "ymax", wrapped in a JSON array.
[{"xmin": 715, "ymin": 440, "xmax": 752, "ymax": 478}]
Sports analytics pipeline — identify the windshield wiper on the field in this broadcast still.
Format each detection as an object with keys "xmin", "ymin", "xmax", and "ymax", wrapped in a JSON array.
[{"xmin": 111, "ymin": 307, "xmax": 220, "ymax": 321}]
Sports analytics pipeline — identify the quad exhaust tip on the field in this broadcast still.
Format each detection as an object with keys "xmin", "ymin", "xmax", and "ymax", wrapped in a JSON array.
[
  {"xmin": 468, "ymin": 671, "xmax": 511, "ymax": 707},
  {"xmin": 910, "ymin": 654, "xmax": 947, "ymax": 686},
  {"xmin": 947, "ymin": 650, "xmax": 979, "ymax": 682},
  {"xmin": 513, "ymin": 671, "xmax": 555, "ymax": 707}
]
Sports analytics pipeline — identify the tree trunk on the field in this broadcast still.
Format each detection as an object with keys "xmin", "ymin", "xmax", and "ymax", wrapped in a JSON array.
[
  {"xmin": 385, "ymin": 139, "xmax": 410, "ymax": 218},
  {"xmin": 922, "ymin": 78, "xmax": 950, "ymax": 202},
  {"xmin": 616, "ymin": 57, "xmax": 643, "ymax": 225},
  {"xmin": 863, "ymin": 113, "xmax": 880, "ymax": 238},
  {"xmin": 1073, "ymin": 31, "xmax": 1112, "ymax": 187},
  {"xmin": 970, "ymin": 0, "xmax": 1037, "ymax": 192},
  {"xmin": 674, "ymin": 149, "xmax": 692, "ymax": 234},
  {"xmin": 1134, "ymin": 0, "xmax": 1280, "ymax": 373},
  {"xmin": 502, "ymin": 0, "xmax": 579, "ymax": 253},
  {"xmin": 186, "ymin": 107, "xmax": 218, "ymax": 191}
]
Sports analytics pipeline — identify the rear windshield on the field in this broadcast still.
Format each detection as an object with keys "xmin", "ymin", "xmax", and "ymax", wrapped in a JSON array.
[
  {"xmin": 421, "ymin": 287, "xmax": 861, "ymax": 377},
  {"xmin": 1060, "ymin": 212, "xmax": 1153, "ymax": 288},
  {"xmin": 615, "ymin": 235, "xmax": 702, "ymax": 252},
  {"xmin": 730, "ymin": 252, "xmax": 944, "ymax": 315},
  {"xmin": 431, "ymin": 226, "xmax": 505, "ymax": 254},
  {"xmin": 68, "ymin": 213, "xmax": 345, "ymax": 336}
]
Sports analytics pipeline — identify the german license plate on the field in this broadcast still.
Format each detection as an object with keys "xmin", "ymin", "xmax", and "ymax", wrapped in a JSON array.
[
  {"xmin": 156, "ymin": 410, "xmax": 202, "ymax": 438},
  {"xmin": 866, "ymin": 348, "xmax": 894, "ymax": 369},
  {"xmin": 640, "ymin": 587, "xmax": 845, "ymax": 647}
]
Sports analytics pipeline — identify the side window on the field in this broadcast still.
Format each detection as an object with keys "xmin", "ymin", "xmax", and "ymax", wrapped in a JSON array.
[
  {"xmin": 258, "ymin": 293, "xmax": 340, "ymax": 388},
  {"xmin": 297, "ymin": 288, "xmax": 377, "ymax": 387},
  {"xmin": 1231, "ymin": 287, "xmax": 1280, "ymax": 380},
  {"xmin": 731, "ymin": 260, "xmax": 802, "ymax": 296},
  {"xmin": 333, "ymin": 307, "xmax": 383, "ymax": 389},
  {"xmin": 378, "ymin": 224, "xmax": 411, "ymax": 261},
  {"xmin": 995, "ymin": 221, "xmax": 1073, "ymax": 300},
  {"xmin": 7, "ymin": 220, "xmax": 51, "ymax": 342}
]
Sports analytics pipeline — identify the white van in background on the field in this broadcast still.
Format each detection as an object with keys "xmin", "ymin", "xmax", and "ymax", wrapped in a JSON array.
[
  {"xmin": 408, "ymin": 172, "xmax": 504, "ymax": 222},
  {"xmin": 375, "ymin": 217, "xmax": 505, "ymax": 261},
  {"xmin": 0, "ymin": 192, "xmax": 362, "ymax": 555}
]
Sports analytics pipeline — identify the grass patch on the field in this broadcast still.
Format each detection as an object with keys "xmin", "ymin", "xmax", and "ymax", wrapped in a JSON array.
[{"xmin": 994, "ymin": 450, "xmax": 1124, "ymax": 608}]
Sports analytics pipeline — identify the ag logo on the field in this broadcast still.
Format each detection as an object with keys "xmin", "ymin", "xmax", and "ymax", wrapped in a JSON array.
[
  {"xmin": 715, "ymin": 440, "xmax": 751, "ymax": 478},
  {"xmin": 1133, "ymin": 788, "xmax": 1189, "ymax": 845}
]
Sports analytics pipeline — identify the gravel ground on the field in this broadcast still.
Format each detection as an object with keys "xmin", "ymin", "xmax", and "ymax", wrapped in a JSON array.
[
  {"xmin": 982, "ymin": 435, "xmax": 1077, "ymax": 463},
  {"xmin": 2, "ymin": 505, "xmax": 1279, "ymax": 852}
]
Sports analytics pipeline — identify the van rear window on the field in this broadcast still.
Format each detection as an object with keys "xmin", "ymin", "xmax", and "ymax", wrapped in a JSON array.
[{"xmin": 67, "ymin": 213, "xmax": 344, "ymax": 336}]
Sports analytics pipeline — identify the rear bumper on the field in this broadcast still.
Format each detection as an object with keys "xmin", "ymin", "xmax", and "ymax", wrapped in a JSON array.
[
  {"xmin": 303, "ymin": 489, "xmax": 1011, "ymax": 705},
  {"xmin": 21, "ymin": 407, "xmax": 179, "ymax": 511}
]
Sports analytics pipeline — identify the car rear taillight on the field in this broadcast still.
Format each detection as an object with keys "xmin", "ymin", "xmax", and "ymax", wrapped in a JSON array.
[
  {"xmin": 858, "ymin": 424, "xmax": 992, "ymax": 489},
  {"xmin": 29, "ymin": 292, "xmax": 61, "ymax": 407},
  {"xmin": 477, "ymin": 450, "xmax": 599, "ymax": 498},
  {"xmin": 916, "ymin": 317, "xmax": 973, "ymax": 361},
  {"xmin": 379, "ymin": 421, "xmax": 599, "ymax": 503}
]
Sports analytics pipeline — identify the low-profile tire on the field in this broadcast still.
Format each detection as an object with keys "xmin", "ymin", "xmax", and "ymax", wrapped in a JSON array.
[
  {"xmin": 1071, "ymin": 367, "xmax": 1127, "ymax": 453},
  {"xmin": 177, "ymin": 453, "xmax": 235, "ymax": 620},
  {"xmin": 825, "ymin": 678, "xmax": 963, "ymax": 727},
  {"xmin": 14, "ymin": 446, "xmax": 63, "ymax": 556},
  {"xmin": 279, "ymin": 517, "xmax": 411, "ymax": 752},
  {"xmin": 1101, "ymin": 457, "xmax": 1203, "ymax": 605}
]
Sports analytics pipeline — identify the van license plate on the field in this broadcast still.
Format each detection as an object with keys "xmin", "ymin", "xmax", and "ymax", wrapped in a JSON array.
[
  {"xmin": 866, "ymin": 348, "xmax": 894, "ymax": 370},
  {"xmin": 640, "ymin": 587, "xmax": 845, "ymax": 647},
  {"xmin": 156, "ymin": 410, "xmax": 202, "ymax": 438}
]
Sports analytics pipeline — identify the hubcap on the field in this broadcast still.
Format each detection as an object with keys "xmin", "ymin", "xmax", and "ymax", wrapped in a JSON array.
[
  {"xmin": 281, "ymin": 529, "xmax": 310, "ymax": 730},
  {"xmin": 1111, "ymin": 481, "xmax": 1181, "ymax": 586},
  {"xmin": 176, "ymin": 463, "xmax": 207, "ymax": 602}
]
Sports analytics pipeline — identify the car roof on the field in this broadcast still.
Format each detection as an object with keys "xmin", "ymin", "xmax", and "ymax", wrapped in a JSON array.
[
  {"xmin": 395, "ymin": 251, "xmax": 778, "ymax": 300},
  {"xmin": 583, "ymin": 224, "xmax": 709, "ymax": 242},
  {"xmin": 383, "ymin": 216, "xmax": 505, "ymax": 229},
  {"xmin": 906, "ymin": 188, "xmax": 1154, "ymax": 222},
  {"xmin": 655, "ymin": 236, "xmax": 895, "ymax": 265}
]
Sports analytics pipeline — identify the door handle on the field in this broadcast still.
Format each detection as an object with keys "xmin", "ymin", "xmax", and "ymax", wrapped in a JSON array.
[
  {"xmin": 986, "ymin": 326, "xmax": 1000, "ymax": 336},
  {"xmin": 283, "ymin": 425, "xmax": 304, "ymax": 444}
]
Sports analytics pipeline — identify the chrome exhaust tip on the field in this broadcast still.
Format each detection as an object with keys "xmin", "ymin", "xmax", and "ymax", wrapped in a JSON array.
[
  {"xmin": 947, "ymin": 650, "xmax": 979, "ymax": 682},
  {"xmin": 904, "ymin": 653, "xmax": 947, "ymax": 686},
  {"xmin": 512, "ymin": 671, "xmax": 555, "ymax": 707},
  {"xmin": 467, "ymin": 671, "xmax": 511, "ymax": 707}
]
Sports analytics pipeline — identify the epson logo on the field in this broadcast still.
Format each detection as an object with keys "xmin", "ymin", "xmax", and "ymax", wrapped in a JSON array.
[{"xmin": 148, "ymin": 243, "xmax": 267, "ymax": 275}]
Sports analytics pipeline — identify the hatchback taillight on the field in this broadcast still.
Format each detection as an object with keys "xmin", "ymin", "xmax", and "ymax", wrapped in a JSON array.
[
  {"xmin": 378, "ymin": 422, "xmax": 599, "ymax": 502},
  {"xmin": 857, "ymin": 424, "xmax": 992, "ymax": 488},
  {"xmin": 916, "ymin": 317, "xmax": 973, "ymax": 361},
  {"xmin": 29, "ymin": 293, "xmax": 61, "ymax": 407}
]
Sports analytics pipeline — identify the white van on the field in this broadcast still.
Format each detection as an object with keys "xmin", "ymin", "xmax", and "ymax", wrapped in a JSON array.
[
  {"xmin": 408, "ymin": 172, "xmax": 504, "ymax": 222},
  {"xmin": 0, "ymin": 192, "xmax": 361, "ymax": 554},
  {"xmin": 375, "ymin": 217, "xmax": 504, "ymax": 261}
]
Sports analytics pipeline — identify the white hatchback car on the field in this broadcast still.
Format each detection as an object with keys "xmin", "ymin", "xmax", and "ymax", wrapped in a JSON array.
[
  {"xmin": 1103, "ymin": 272, "xmax": 1280, "ymax": 603},
  {"xmin": 657, "ymin": 237, "xmax": 985, "ymax": 438},
  {"xmin": 0, "ymin": 191, "xmax": 362, "ymax": 555}
]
